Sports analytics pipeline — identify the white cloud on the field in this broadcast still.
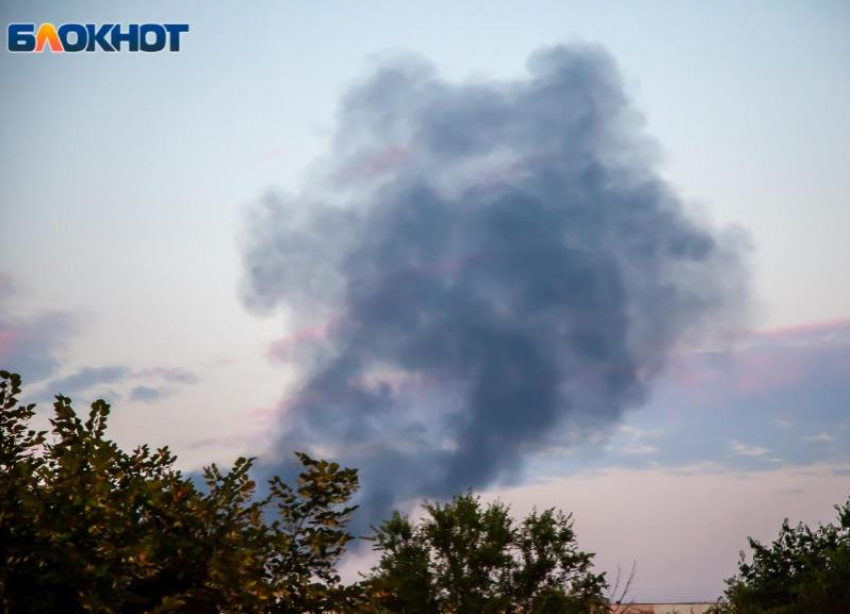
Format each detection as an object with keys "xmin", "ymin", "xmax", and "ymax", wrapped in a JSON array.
[
  {"xmin": 539, "ymin": 444, "xmax": 576, "ymax": 457},
  {"xmin": 731, "ymin": 440, "xmax": 769, "ymax": 457},
  {"xmin": 804, "ymin": 432, "xmax": 834, "ymax": 443},
  {"xmin": 621, "ymin": 444, "xmax": 659, "ymax": 456},
  {"xmin": 619, "ymin": 424, "xmax": 665, "ymax": 440}
]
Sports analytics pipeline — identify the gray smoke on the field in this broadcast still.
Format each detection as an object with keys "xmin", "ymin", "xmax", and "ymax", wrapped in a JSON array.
[{"xmin": 241, "ymin": 45, "xmax": 748, "ymax": 529}]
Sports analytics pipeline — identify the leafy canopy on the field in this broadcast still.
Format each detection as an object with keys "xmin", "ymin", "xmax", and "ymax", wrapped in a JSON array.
[
  {"xmin": 717, "ymin": 495, "xmax": 850, "ymax": 614},
  {"xmin": 363, "ymin": 492, "xmax": 607, "ymax": 614},
  {"xmin": 0, "ymin": 370, "xmax": 360, "ymax": 614},
  {"xmin": 0, "ymin": 369, "xmax": 608, "ymax": 614}
]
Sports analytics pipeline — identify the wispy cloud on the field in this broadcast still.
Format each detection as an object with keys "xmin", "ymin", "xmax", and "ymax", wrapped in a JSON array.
[
  {"xmin": 668, "ymin": 317, "xmax": 850, "ymax": 399},
  {"xmin": 48, "ymin": 366, "xmax": 131, "ymax": 397},
  {"xmin": 0, "ymin": 273, "xmax": 77, "ymax": 384},
  {"xmin": 135, "ymin": 367, "xmax": 200, "ymax": 385},
  {"xmin": 804, "ymin": 432, "xmax": 834, "ymax": 443},
  {"xmin": 731, "ymin": 440, "xmax": 769, "ymax": 457},
  {"xmin": 130, "ymin": 385, "xmax": 166, "ymax": 403},
  {"xmin": 614, "ymin": 315, "xmax": 850, "ymax": 472},
  {"xmin": 751, "ymin": 317, "xmax": 850, "ymax": 344},
  {"xmin": 613, "ymin": 425, "xmax": 662, "ymax": 456},
  {"xmin": 37, "ymin": 364, "xmax": 201, "ymax": 404},
  {"xmin": 0, "ymin": 274, "xmax": 203, "ymax": 403},
  {"xmin": 621, "ymin": 444, "xmax": 659, "ymax": 456}
]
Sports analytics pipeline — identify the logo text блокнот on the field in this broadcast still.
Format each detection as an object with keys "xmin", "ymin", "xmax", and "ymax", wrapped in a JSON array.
[{"xmin": 7, "ymin": 23, "xmax": 189, "ymax": 53}]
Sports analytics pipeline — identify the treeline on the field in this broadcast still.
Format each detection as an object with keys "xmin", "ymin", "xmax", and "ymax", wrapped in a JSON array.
[{"xmin": 1, "ymin": 370, "xmax": 848, "ymax": 614}]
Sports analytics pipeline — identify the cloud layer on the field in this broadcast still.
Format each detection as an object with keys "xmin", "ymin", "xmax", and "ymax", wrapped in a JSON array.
[{"xmin": 593, "ymin": 318, "xmax": 850, "ymax": 472}]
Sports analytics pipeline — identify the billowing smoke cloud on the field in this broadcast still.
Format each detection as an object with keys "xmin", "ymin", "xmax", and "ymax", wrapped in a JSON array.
[{"xmin": 241, "ymin": 45, "xmax": 748, "ymax": 528}]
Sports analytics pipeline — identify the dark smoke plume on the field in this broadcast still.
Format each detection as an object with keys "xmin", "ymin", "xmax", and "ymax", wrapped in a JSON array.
[{"xmin": 241, "ymin": 45, "xmax": 748, "ymax": 528}]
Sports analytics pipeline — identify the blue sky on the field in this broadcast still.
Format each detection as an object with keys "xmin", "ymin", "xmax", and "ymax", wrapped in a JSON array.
[{"xmin": 2, "ymin": 0, "xmax": 849, "ymax": 602}]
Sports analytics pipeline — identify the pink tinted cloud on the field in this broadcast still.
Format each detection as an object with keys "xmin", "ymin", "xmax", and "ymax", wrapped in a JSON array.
[
  {"xmin": 247, "ymin": 406, "xmax": 280, "ymax": 419},
  {"xmin": 666, "ymin": 356, "xmax": 725, "ymax": 392},
  {"xmin": 186, "ymin": 434, "xmax": 257, "ymax": 450},
  {"xmin": 270, "ymin": 312, "xmax": 849, "ymax": 411},
  {"xmin": 0, "ymin": 272, "xmax": 14, "ymax": 293},
  {"xmin": 265, "ymin": 316, "xmax": 344, "ymax": 362},
  {"xmin": 751, "ymin": 317, "xmax": 850, "ymax": 341},
  {"xmin": 275, "ymin": 389, "xmax": 349, "ymax": 415},
  {"xmin": 732, "ymin": 316, "xmax": 850, "ymax": 393},
  {"xmin": 732, "ymin": 347, "xmax": 813, "ymax": 394},
  {"xmin": 0, "ymin": 331, "xmax": 16, "ymax": 359},
  {"xmin": 668, "ymin": 316, "xmax": 850, "ymax": 399},
  {"xmin": 335, "ymin": 146, "xmax": 410, "ymax": 183}
]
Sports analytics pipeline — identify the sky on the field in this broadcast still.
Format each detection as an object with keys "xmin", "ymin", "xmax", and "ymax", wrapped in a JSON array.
[{"xmin": 2, "ymin": 0, "xmax": 849, "ymax": 602}]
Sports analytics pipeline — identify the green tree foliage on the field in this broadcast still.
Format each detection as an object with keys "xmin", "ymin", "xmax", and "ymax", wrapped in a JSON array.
[
  {"xmin": 363, "ymin": 493, "xmax": 607, "ymax": 614},
  {"xmin": 717, "ymin": 495, "xmax": 850, "ymax": 614},
  {"xmin": 0, "ymin": 371, "xmax": 360, "ymax": 614}
]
